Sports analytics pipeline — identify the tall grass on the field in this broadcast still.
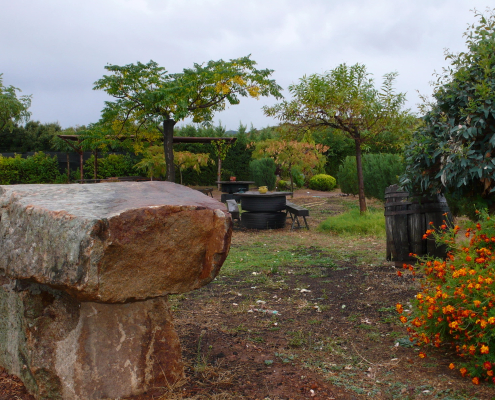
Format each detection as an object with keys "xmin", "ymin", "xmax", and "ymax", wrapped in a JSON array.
[{"xmin": 318, "ymin": 206, "xmax": 385, "ymax": 236}]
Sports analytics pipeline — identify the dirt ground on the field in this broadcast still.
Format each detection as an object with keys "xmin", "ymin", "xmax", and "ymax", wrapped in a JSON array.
[{"xmin": 2, "ymin": 189, "xmax": 494, "ymax": 400}]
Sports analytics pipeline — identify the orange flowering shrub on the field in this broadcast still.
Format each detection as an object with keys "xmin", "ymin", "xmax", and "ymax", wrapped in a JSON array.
[{"xmin": 397, "ymin": 210, "xmax": 495, "ymax": 384}]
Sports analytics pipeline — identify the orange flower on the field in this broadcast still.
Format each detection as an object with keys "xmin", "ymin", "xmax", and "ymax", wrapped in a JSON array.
[
  {"xmin": 466, "ymin": 256, "xmax": 472, "ymax": 262},
  {"xmin": 483, "ymin": 361, "xmax": 492, "ymax": 370},
  {"xmin": 449, "ymin": 363, "xmax": 455, "ymax": 370},
  {"xmin": 400, "ymin": 316, "xmax": 408, "ymax": 323},
  {"xmin": 396, "ymin": 303, "xmax": 404, "ymax": 314},
  {"xmin": 419, "ymin": 352, "xmax": 426, "ymax": 358},
  {"xmin": 460, "ymin": 367, "xmax": 468, "ymax": 377},
  {"xmin": 481, "ymin": 345, "xmax": 490, "ymax": 354},
  {"xmin": 472, "ymin": 377, "xmax": 480, "ymax": 385},
  {"xmin": 397, "ymin": 270, "xmax": 402, "ymax": 277}
]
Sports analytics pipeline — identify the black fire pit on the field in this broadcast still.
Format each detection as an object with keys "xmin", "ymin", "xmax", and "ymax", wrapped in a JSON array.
[{"xmin": 236, "ymin": 191, "xmax": 292, "ymax": 230}]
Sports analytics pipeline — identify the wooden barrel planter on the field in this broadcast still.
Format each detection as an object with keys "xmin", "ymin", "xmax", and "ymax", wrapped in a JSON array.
[
  {"xmin": 384, "ymin": 184, "xmax": 453, "ymax": 264},
  {"xmin": 241, "ymin": 212, "xmax": 287, "ymax": 230}
]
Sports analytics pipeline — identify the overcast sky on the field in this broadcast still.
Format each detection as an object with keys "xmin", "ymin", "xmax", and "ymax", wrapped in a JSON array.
[{"xmin": 1, "ymin": 0, "xmax": 492, "ymax": 131}]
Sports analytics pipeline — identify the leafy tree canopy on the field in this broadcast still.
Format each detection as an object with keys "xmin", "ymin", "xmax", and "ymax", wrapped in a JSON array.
[
  {"xmin": 251, "ymin": 139, "xmax": 328, "ymax": 193},
  {"xmin": 94, "ymin": 55, "xmax": 283, "ymax": 182},
  {"xmin": 264, "ymin": 63, "xmax": 413, "ymax": 212},
  {"xmin": 0, "ymin": 74, "xmax": 32, "ymax": 132},
  {"xmin": 401, "ymin": 8, "xmax": 495, "ymax": 206}
]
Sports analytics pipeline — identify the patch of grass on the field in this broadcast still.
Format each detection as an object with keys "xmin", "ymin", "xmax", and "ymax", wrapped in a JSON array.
[{"xmin": 318, "ymin": 207, "xmax": 386, "ymax": 236}]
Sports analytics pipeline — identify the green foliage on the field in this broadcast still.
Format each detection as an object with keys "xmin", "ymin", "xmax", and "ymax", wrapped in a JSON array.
[
  {"xmin": 318, "ymin": 206, "xmax": 385, "ymax": 236},
  {"xmin": 0, "ymin": 74, "xmax": 31, "ymax": 132},
  {"xmin": 134, "ymin": 146, "xmax": 167, "ymax": 180},
  {"xmin": 445, "ymin": 191, "xmax": 490, "ymax": 220},
  {"xmin": 83, "ymin": 153, "xmax": 140, "ymax": 179},
  {"xmin": 0, "ymin": 154, "xmax": 20, "ymax": 184},
  {"xmin": 221, "ymin": 122, "xmax": 253, "ymax": 181},
  {"xmin": 277, "ymin": 179, "xmax": 290, "ymax": 190},
  {"xmin": 291, "ymin": 166, "xmax": 305, "ymax": 187},
  {"xmin": 94, "ymin": 56, "xmax": 282, "ymax": 181},
  {"xmin": 171, "ymin": 123, "xmax": 254, "ymax": 185},
  {"xmin": 265, "ymin": 62, "xmax": 413, "ymax": 212},
  {"xmin": 311, "ymin": 127, "xmax": 407, "ymax": 177},
  {"xmin": 0, "ymin": 152, "xmax": 60, "ymax": 184},
  {"xmin": 0, "ymin": 121, "xmax": 63, "ymax": 153},
  {"xmin": 251, "ymin": 139, "xmax": 328, "ymax": 192},
  {"xmin": 308, "ymin": 174, "xmax": 337, "ymax": 191},
  {"xmin": 249, "ymin": 158, "xmax": 276, "ymax": 190},
  {"xmin": 401, "ymin": 9, "xmax": 495, "ymax": 206},
  {"xmin": 337, "ymin": 154, "xmax": 405, "ymax": 200}
]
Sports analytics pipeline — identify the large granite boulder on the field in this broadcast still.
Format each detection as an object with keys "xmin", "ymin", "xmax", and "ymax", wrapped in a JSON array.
[
  {"xmin": 0, "ymin": 182, "xmax": 231, "ymax": 303},
  {"xmin": 0, "ymin": 182, "xmax": 232, "ymax": 399}
]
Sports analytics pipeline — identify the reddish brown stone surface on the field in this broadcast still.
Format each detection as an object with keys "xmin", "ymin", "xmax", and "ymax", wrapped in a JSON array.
[
  {"xmin": 0, "ymin": 182, "xmax": 232, "ymax": 399},
  {"xmin": 0, "ymin": 182, "xmax": 232, "ymax": 302},
  {"xmin": 0, "ymin": 279, "xmax": 183, "ymax": 399}
]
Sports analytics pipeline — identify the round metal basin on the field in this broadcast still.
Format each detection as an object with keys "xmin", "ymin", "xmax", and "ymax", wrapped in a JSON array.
[{"xmin": 240, "ymin": 196, "xmax": 286, "ymax": 212}]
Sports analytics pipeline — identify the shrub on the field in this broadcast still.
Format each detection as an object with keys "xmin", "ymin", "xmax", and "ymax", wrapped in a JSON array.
[
  {"xmin": 249, "ymin": 158, "xmax": 276, "ymax": 190},
  {"xmin": 397, "ymin": 210, "xmax": 495, "ymax": 385},
  {"xmin": 291, "ymin": 167, "xmax": 305, "ymax": 188},
  {"xmin": 0, "ymin": 154, "xmax": 20, "ymax": 184},
  {"xmin": 400, "ymin": 10, "xmax": 495, "ymax": 205},
  {"xmin": 0, "ymin": 152, "xmax": 61, "ymax": 184},
  {"xmin": 337, "ymin": 153, "xmax": 404, "ymax": 200},
  {"xmin": 445, "ymin": 192, "xmax": 490, "ymax": 220},
  {"xmin": 308, "ymin": 174, "xmax": 336, "ymax": 191},
  {"xmin": 84, "ymin": 153, "xmax": 140, "ymax": 179},
  {"xmin": 277, "ymin": 179, "xmax": 290, "ymax": 190}
]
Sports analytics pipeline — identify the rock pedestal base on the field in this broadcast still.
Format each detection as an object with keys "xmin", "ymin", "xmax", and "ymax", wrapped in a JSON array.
[
  {"xmin": 0, "ymin": 182, "xmax": 233, "ymax": 399},
  {"xmin": 0, "ymin": 279, "xmax": 183, "ymax": 400}
]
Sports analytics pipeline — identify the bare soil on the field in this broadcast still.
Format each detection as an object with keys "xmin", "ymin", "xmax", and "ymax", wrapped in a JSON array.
[{"xmin": 2, "ymin": 189, "xmax": 494, "ymax": 400}]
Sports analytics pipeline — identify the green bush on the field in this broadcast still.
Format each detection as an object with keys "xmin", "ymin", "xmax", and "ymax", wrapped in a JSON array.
[
  {"xmin": 84, "ymin": 153, "xmax": 140, "ymax": 179},
  {"xmin": 277, "ymin": 179, "xmax": 290, "ymax": 190},
  {"xmin": 291, "ymin": 167, "xmax": 305, "ymax": 188},
  {"xmin": 444, "ymin": 191, "xmax": 490, "ymax": 220},
  {"xmin": 308, "ymin": 174, "xmax": 336, "ymax": 191},
  {"xmin": 0, "ymin": 154, "xmax": 20, "ymax": 184},
  {"xmin": 337, "ymin": 153, "xmax": 405, "ymax": 200},
  {"xmin": 0, "ymin": 152, "xmax": 60, "ymax": 184},
  {"xmin": 249, "ymin": 158, "xmax": 276, "ymax": 190}
]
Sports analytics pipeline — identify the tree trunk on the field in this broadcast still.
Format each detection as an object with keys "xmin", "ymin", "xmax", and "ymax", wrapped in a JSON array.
[
  {"xmin": 217, "ymin": 158, "xmax": 222, "ymax": 190},
  {"xmin": 93, "ymin": 150, "xmax": 98, "ymax": 180},
  {"xmin": 355, "ymin": 139, "xmax": 367, "ymax": 213},
  {"xmin": 163, "ymin": 119, "xmax": 177, "ymax": 182},
  {"xmin": 79, "ymin": 152, "xmax": 83, "ymax": 182},
  {"xmin": 66, "ymin": 153, "xmax": 70, "ymax": 182}
]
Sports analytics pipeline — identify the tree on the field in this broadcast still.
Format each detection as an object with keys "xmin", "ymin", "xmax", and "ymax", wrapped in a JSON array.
[
  {"xmin": 400, "ymin": 9, "xmax": 495, "ymax": 214},
  {"xmin": 264, "ymin": 63, "xmax": 413, "ymax": 212},
  {"xmin": 0, "ymin": 74, "xmax": 31, "ymax": 132},
  {"xmin": 94, "ymin": 56, "xmax": 283, "ymax": 182},
  {"xmin": 174, "ymin": 151, "xmax": 212, "ymax": 185},
  {"xmin": 211, "ymin": 139, "xmax": 233, "ymax": 188},
  {"xmin": 251, "ymin": 140, "xmax": 328, "ymax": 193}
]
